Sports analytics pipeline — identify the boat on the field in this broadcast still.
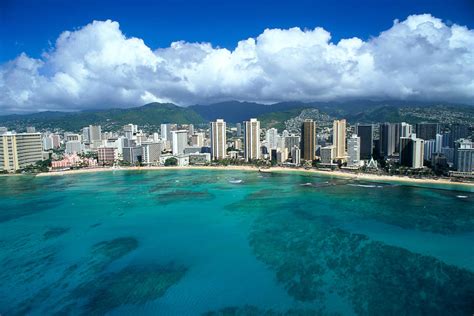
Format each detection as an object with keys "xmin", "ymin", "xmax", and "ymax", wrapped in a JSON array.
[{"xmin": 229, "ymin": 179, "xmax": 243, "ymax": 184}]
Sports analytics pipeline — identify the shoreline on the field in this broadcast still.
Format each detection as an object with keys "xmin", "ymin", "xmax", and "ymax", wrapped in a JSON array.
[{"xmin": 34, "ymin": 165, "xmax": 474, "ymax": 189}]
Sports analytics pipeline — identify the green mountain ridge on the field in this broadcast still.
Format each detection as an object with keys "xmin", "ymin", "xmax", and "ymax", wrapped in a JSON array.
[
  {"xmin": 1, "ymin": 101, "xmax": 473, "ymax": 133},
  {"xmin": 0, "ymin": 103, "xmax": 206, "ymax": 132}
]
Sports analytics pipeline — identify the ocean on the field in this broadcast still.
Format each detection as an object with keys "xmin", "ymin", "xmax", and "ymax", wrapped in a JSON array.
[{"xmin": 1, "ymin": 169, "xmax": 473, "ymax": 315}]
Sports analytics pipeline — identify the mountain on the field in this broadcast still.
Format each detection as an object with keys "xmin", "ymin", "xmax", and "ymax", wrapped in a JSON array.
[
  {"xmin": 1, "ymin": 100, "xmax": 472, "ymax": 132},
  {"xmin": 0, "ymin": 103, "xmax": 205, "ymax": 132},
  {"xmin": 257, "ymin": 107, "xmax": 308, "ymax": 130}
]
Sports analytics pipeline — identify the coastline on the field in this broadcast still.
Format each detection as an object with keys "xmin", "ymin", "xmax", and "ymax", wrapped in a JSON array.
[{"xmin": 34, "ymin": 165, "xmax": 474, "ymax": 189}]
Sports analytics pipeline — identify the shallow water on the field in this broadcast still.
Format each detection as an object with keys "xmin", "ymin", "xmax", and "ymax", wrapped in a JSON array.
[{"xmin": 1, "ymin": 170, "xmax": 473, "ymax": 315}]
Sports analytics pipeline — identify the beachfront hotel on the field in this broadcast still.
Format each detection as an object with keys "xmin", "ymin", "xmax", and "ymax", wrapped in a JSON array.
[
  {"xmin": 333, "ymin": 119, "xmax": 347, "ymax": 160},
  {"xmin": 301, "ymin": 119, "xmax": 317, "ymax": 161},
  {"xmin": 0, "ymin": 132, "xmax": 43, "ymax": 172},
  {"xmin": 210, "ymin": 119, "xmax": 227, "ymax": 160},
  {"xmin": 172, "ymin": 130, "xmax": 188, "ymax": 155},
  {"xmin": 400, "ymin": 134, "xmax": 425, "ymax": 168},
  {"xmin": 244, "ymin": 118, "xmax": 261, "ymax": 162}
]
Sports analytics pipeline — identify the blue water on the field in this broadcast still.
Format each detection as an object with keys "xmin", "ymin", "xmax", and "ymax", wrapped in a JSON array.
[{"xmin": 1, "ymin": 170, "xmax": 473, "ymax": 315}]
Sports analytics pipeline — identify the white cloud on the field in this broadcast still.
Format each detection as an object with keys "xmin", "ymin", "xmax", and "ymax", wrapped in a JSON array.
[{"xmin": 1, "ymin": 14, "xmax": 473, "ymax": 113}]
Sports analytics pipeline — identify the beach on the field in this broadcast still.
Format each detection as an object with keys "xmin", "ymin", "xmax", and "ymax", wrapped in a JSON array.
[{"xmin": 34, "ymin": 165, "xmax": 474, "ymax": 188}]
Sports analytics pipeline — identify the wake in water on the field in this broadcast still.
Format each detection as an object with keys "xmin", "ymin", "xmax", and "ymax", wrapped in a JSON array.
[{"xmin": 228, "ymin": 179, "xmax": 243, "ymax": 184}]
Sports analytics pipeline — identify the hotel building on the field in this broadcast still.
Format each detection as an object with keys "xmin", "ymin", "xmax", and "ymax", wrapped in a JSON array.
[
  {"xmin": 244, "ymin": 118, "xmax": 261, "ymax": 161},
  {"xmin": 301, "ymin": 119, "xmax": 317, "ymax": 161},
  {"xmin": 0, "ymin": 133, "xmax": 43, "ymax": 172},
  {"xmin": 210, "ymin": 119, "xmax": 227, "ymax": 160},
  {"xmin": 333, "ymin": 119, "xmax": 347, "ymax": 160}
]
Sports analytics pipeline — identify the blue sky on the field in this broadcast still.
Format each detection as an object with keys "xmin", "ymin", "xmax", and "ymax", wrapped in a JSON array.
[
  {"xmin": 1, "ymin": 0, "xmax": 473, "ymax": 62},
  {"xmin": 1, "ymin": 0, "xmax": 474, "ymax": 113}
]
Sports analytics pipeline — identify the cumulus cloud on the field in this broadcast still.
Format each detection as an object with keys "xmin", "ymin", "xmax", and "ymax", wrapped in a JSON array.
[{"xmin": 1, "ymin": 14, "xmax": 473, "ymax": 113}]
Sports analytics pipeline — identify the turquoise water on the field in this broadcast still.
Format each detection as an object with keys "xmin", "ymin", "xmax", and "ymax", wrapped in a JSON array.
[{"xmin": 1, "ymin": 170, "xmax": 473, "ymax": 315}]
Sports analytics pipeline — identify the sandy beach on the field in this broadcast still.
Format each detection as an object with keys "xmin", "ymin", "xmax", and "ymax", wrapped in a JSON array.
[{"xmin": 34, "ymin": 165, "xmax": 474, "ymax": 188}]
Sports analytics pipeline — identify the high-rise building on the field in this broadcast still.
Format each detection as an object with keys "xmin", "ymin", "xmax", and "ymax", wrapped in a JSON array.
[
  {"xmin": 276, "ymin": 148, "xmax": 288, "ymax": 163},
  {"xmin": 172, "ymin": 130, "xmax": 188, "ymax": 155},
  {"xmin": 423, "ymin": 139, "xmax": 436, "ymax": 160},
  {"xmin": 65, "ymin": 133, "xmax": 80, "ymax": 142},
  {"xmin": 265, "ymin": 128, "xmax": 280, "ymax": 150},
  {"xmin": 43, "ymin": 136, "xmax": 53, "ymax": 150},
  {"xmin": 98, "ymin": 147, "xmax": 117, "ymax": 165},
  {"xmin": 415, "ymin": 123, "xmax": 440, "ymax": 140},
  {"xmin": 320, "ymin": 146, "xmax": 336, "ymax": 164},
  {"xmin": 291, "ymin": 146, "xmax": 301, "ymax": 166},
  {"xmin": 0, "ymin": 133, "xmax": 43, "ymax": 172},
  {"xmin": 347, "ymin": 134, "xmax": 361, "ymax": 167},
  {"xmin": 0, "ymin": 127, "xmax": 8, "ymax": 135},
  {"xmin": 26, "ymin": 126, "xmax": 36, "ymax": 133},
  {"xmin": 142, "ymin": 143, "xmax": 162, "ymax": 165},
  {"xmin": 431, "ymin": 153, "xmax": 449, "ymax": 173},
  {"xmin": 435, "ymin": 133, "xmax": 443, "ymax": 153},
  {"xmin": 283, "ymin": 135, "xmax": 300, "ymax": 153},
  {"xmin": 188, "ymin": 124, "xmax": 194, "ymax": 136},
  {"xmin": 356, "ymin": 124, "xmax": 373, "ymax": 160},
  {"xmin": 379, "ymin": 123, "xmax": 397, "ymax": 157},
  {"xmin": 210, "ymin": 119, "xmax": 227, "ymax": 160},
  {"xmin": 301, "ymin": 120, "xmax": 317, "ymax": 161},
  {"xmin": 233, "ymin": 139, "xmax": 242, "ymax": 151},
  {"xmin": 244, "ymin": 118, "xmax": 261, "ymax": 161},
  {"xmin": 454, "ymin": 139, "xmax": 474, "ymax": 172},
  {"xmin": 400, "ymin": 135, "xmax": 424, "ymax": 168},
  {"xmin": 89, "ymin": 125, "xmax": 102, "ymax": 142},
  {"xmin": 82, "ymin": 127, "xmax": 90, "ymax": 143},
  {"xmin": 123, "ymin": 147, "xmax": 143, "ymax": 164},
  {"xmin": 333, "ymin": 119, "xmax": 346, "ymax": 159},
  {"xmin": 191, "ymin": 133, "xmax": 205, "ymax": 147},
  {"xmin": 441, "ymin": 147, "xmax": 455, "ymax": 164},
  {"xmin": 399, "ymin": 122, "xmax": 413, "ymax": 138},
  {"xmin": 65, "ymin": 141, "xmax": 83, "ymax": 154},
  {"xmin": 48, "ymin": 134, "xmax": 60, "ymax": 149},
  {"xmin": 393, "ymin": 122, "xmax": 412, "ymax": 154},
  {"xmin": 161, "ymin": 124, "xmax": 173, "ymax": 142},
  {"xmin": 450, "ymin": 124, "xmax": 469, "ymax": 147},
  {"xmin": 123, "ymin": 124, "xmax": 138, "ymax": 140},
  {"xmin": 236, "ymin": 123, "xmax": 242, "ymax": 137}
]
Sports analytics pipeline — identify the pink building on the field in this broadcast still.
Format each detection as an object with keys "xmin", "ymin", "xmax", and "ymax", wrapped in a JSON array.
[{"xmin": 51, "ymin": 153, "xmax": 98, "ymax": 169}]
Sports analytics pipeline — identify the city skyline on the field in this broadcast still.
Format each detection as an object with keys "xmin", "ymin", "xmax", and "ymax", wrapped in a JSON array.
[{"xmin": 2, "ymin": 113, "xmax": 472, "ymax": 179}]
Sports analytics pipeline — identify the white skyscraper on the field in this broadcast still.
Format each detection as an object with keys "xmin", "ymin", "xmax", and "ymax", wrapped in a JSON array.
[
  {"xmin": 244, "ymin": 118, "xmax": 261, "ymax": 162},
  {"xmin": 82, "ymin": 127, "xmax": 90, "ymax": 143},
  {"xmin": 161, "ymin": 124, "xmax": 173, "ymax": 141},
  {"xmin": 435, "ymin": 133, "xmax": 443, "ymax": 153},
  {"xmin": 89, "ymin": 125, "xmax": 102, "ymax": 142},
  {"xmin": 347, "ymin": 134, "xmax": 361, "ymax": 167},
  {"xmin": 320, "ymin": 146, "xmax": 336, "ymax": 164},
  {"xmin": 265, "ymin": 128, "xmax": 279, "ymax": 150},
  {"xmin": 42, "ymin": 136, "xmax": 53, "ymax": 150},
  {"xmin": 291, "ymin": 146, "xmax": 301, "ymax": 166},
  {"xmin": 424, "ymin": 139, "xmax": 436, "ymax": 160},
  {"xmin": 172, "ymin": 130, "xmax": 188, "ymax": 155},
  {"xmin": 454, "ymin": 139, "xmax": 474, "ymax": 172},
  {"xmin": 399, "ymin": 122, "xmax": 413, "ymax": 138},
  {"xmin": 123, "ymin": 124, "xmax": 138, "ymax": 140},
  {"xmin": 0, "ymin": 133, "xmax": 43, "ymax": 172},
  {"xmin": 210, "ymin": 119, "xmax": 227, "ymax": 160}
]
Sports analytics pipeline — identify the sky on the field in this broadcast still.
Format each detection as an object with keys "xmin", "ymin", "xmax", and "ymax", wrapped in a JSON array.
[{"xmin": 1, "ymin": 0, "xmax": 474, "ymax": 113}]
